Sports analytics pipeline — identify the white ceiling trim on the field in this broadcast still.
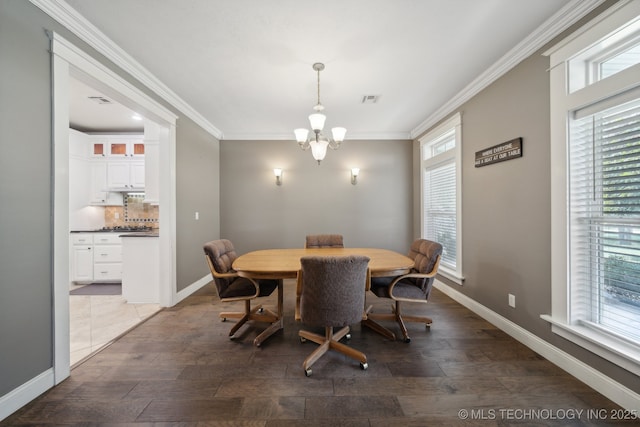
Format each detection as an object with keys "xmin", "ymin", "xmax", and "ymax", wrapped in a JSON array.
[
  {"xmin": 409, "ymin": 0, "xmax": 605, "ymax": 139},
  {"xmin": 223, "ymin": 131, "xmax": 411, "ymax": 141},
  {"xmin": 31, "ymin": 0, "xmax": 604, "ymax": 143},
  {"xmin": 29, "ymin": 0, "xmax": 224, "ymax": 140}
]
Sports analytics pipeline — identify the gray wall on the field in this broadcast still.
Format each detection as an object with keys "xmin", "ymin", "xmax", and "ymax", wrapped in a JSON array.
[
  {"xmin": 0, "ymin": 1, "xmax": 220, "ymax": 396},
  {"xmin": 220, "ymin": 139, "xmax": 413, "ymax": 254},
  {"xmin": 0, "ymin": 0, "xmax": 54, "ymax": 396},
  {"xmin": 424, "ymin": 4, "xmax": 640, "ymax": 393},
  {"xmin": 176, "ymin": 118, "xmax": 220, "ymax": 291}
]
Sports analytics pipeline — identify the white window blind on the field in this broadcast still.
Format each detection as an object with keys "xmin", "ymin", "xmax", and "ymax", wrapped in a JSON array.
[
  {"xmin": 568, "ymin": 96, "xmax": 640, "ymax": 343},
  {"xmin": 423, "ymin": 160, "xmax": 457, "ymax": 269},
  {"xmin": 420, "ymin": 112, "xmax": 462, "ymax": 282}
]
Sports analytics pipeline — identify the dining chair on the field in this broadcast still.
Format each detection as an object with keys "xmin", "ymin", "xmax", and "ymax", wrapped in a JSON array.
[
  {"xmin": 295, "ymin": 233, "xmax": 346, "ymax": 320},
  {"xmin": 304, "ymin": 234, "xmax": 344, "ymax": 248},
  {"xmin": 203, "ymin": 239, "xmax": 282, "ymax": 346},
  {"xmin": 363, "ymin": 238, "xmax": 442, "ymax": 343},
  {"xmin": 298, "ymin": 255, "xmax": 370, "ymax": 376}
]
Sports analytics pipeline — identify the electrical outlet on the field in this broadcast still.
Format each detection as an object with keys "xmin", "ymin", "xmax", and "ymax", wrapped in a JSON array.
[
  {"xmin": 114, "ymin": 212, "xmax": 120, "ymax": 219},
  {"xmin": 508, "ymin": 293, "xmax": 516, "ymax": 308}
]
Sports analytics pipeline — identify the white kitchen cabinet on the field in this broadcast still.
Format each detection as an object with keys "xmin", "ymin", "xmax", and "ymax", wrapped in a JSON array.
[
  {"xmin": 107, "ymin": 161, "xmax": 145, "ymax": 190},
  {"xmin": 121, "ymin": 235, "xmax": 159, "ymax": 303},
  {"xmin": 90, "ymin": 140, "xmax": 108, "ymax": 157},
  {"xmin": 108, "ymin": 139, "xmax": 144, "ymax": 158},
  {"xmin": 142, "ymin": 120, "xmax": 160, "ymax": 204},
  {"xmin": 93, "ymin": 233, "xmax": 122, "ymax": 282},
  {"xmin": 71, "ymin": 234, "xmax": 93, "ymax": 282},
  {"xmin": 130, "ymin": 161, "xmax": 145, "ymax": 188},
  {"xmin": 90, "ymin": 136, "xmax": 144, "ymax": 158},
  {"xmin": 89, "ymin": 161, "xmax": 123, "ymax": 205},
  {"xmin": 70, "ymin": 233, "xmax": 123, "ymax": 283}
]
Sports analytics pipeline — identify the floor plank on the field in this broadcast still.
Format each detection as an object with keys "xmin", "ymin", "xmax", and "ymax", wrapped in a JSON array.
[{"xmin": 2, "ymin": 280, "xmax": 632, "ymax": 426}]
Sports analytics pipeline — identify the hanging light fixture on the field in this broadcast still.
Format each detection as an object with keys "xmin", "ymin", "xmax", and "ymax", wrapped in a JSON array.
[{"xmin": 294, "ymin": 62, "xmax": 346, "ymax": 164}]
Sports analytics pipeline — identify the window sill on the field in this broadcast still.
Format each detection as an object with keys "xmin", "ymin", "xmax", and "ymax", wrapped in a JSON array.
[
  {"xmin": 437, "ymin": 266, "xmax": 464, "ymax": 285},
  {"xmin": 541, "ymin": 314, "xmax": 640, "ymax": 376}
]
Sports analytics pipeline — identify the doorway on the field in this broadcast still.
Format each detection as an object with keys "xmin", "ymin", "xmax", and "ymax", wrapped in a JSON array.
[{"xmin": 51, "ymin": 31, "xmax": 177, "ymax": 384}]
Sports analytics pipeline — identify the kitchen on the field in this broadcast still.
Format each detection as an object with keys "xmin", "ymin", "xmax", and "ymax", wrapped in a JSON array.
[{"xmin": 68, "ymin": 78, "xmax": 162, "ymax": 364}]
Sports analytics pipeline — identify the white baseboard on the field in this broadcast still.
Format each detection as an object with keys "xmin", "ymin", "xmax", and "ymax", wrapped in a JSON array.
[
  {"xmin": 174, "ymin": 273, "xmax": 212, "ymax": 304},
  {"xmin": 0, "ymin": 369, "xmax": 54, "ymax": 422},
  {"xmin": 433, "ymin": 281, "xmax": 640, "ymax": 411}
]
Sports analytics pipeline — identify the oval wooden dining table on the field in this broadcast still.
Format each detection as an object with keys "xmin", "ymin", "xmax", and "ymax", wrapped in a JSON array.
[{"xmin": 232, "ymin": 248, "xmax": 414, "ymax": 345}]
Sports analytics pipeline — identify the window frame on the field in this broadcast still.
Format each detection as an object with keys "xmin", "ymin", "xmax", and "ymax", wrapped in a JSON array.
[
  {"xmin": 544, "ymin": 0, "xmax": 640, "ymax": 376},
  {"xmin": 419, "ymin": 112, "xmax": 464, "ymax": 284}
]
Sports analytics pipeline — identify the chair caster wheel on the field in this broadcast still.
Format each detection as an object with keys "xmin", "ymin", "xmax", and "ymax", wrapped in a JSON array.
[
  {"xmin": 221, "ymin": 318, "xmax": 226, "ymax": 322},
  {"xmin": 300, "ymin": 337, "xmax": 307, "ymax": 343},
  {"xmin": 345, "ymin": 333, "xmax": 351, "ymax": 340},
  {"xmin": 360, "ymin": 362, "xmax": 368, "ymax": 370},
  {"xmin": 258, "ymin": 307, "xmax": 264, "ymax": 313},
  {"xmin": 305, "ymin": 368, "xmax": 312, "ymax": 377},
  {"xmin": 403, "ymin": 337, "xmax": 411, "ymax": 343}
]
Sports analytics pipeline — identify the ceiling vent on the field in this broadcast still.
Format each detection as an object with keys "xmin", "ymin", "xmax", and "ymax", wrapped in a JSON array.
[
  {"xmin": 361, "ymin": 95, "xmax": 379, "ymax": 104},
  {"xmin": 88, "ymin": 96, "xmax": 112, "ymax": 104}
]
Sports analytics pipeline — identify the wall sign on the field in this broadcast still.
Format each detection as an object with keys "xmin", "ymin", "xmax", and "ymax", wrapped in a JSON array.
[{"xmin": 475, "ymin": 137, "xmax": 523, "ymax": 167}]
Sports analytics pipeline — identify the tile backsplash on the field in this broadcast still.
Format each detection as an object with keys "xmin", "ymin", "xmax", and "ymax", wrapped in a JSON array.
[{"xmin": 105, "ymin": 195, "xmax": 159, "ymax": 228}]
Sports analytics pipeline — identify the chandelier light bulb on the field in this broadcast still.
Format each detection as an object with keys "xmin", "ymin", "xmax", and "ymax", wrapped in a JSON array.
[
  {"xmin": 309, "ymin": 113, "xmax": 326, "ymax": 132},
  {"xmin": 293, "ymin": 62, "xmax": 346, "ymax": 164},
  {"xmin": 294, "ymin": 128, "xmax": 309, "ymax": 143}
]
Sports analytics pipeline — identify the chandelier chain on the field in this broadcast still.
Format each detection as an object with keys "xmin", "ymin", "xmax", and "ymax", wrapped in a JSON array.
[{"xmin": 316, "ymin": 67, "xmax": 321, "ymax": 106}]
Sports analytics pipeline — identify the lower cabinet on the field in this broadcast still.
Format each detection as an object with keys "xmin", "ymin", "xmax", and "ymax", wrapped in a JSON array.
[
  {"xmin": 93, "ymin": 233, "xmax": 123, "ymax": 281},
  {"xmin": 70, "ymin": 233, "xmax": 122, "ymax": 283},
  {"xmin": 71, "ymin": 234, "xmax": 93, "ymax": 282}
]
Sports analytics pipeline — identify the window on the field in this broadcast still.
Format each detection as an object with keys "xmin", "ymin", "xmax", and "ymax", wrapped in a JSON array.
[
  {"xmin": 420, "ymin": 113, "xmax": 463, "ymax": 283},
  {"xmin": 546, "ymin": 1, "xmax": 640, "ymax": 374},
  {"xmin": 569, "ymin": 97, "xmax": 640, "ymax": 342}
]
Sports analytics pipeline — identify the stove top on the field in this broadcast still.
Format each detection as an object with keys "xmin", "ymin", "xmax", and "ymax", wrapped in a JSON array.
[{"xmin": 100, "ymin": 225, "xmax": 153, "ymax": 232}]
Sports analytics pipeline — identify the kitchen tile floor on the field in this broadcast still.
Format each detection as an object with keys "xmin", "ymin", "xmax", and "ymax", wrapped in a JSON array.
[{"xmin": 70, "ymin": 283, "xmax": 161, "ymax": 366}]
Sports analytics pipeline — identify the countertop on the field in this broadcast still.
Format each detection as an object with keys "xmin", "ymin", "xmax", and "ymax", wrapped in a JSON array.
[
  {"xmin": 119, "ymin": 232, "xmax": 159, "ymax": 238},
  {"xmin": 70, "ymin": 230, "xmax": 158, "ymax": 237}
]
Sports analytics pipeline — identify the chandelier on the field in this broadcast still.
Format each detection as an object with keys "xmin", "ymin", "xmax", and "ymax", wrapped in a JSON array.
[{"xmin": 294, "ymin": 62, "xmax": 346, "ymax": 164}]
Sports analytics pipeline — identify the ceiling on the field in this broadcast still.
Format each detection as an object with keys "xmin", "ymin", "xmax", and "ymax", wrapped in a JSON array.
[{"xmin": 63, "ymin": 0, "xmax": 577, "ymax": 139}]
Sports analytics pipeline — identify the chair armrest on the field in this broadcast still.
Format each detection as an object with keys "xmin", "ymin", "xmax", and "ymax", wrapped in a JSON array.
[
  {"xmin": 387, "ymin": 255, "xmax": 441, "ymax": 294},
  {"xmin": 211, "ymin": 270, "xmax": 239, "ymax": 279}
]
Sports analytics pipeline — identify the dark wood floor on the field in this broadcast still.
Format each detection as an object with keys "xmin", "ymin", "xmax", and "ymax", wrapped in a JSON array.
[{"xmin": 3, "ymin": 280, "xmax": 632, "ymax": 426}]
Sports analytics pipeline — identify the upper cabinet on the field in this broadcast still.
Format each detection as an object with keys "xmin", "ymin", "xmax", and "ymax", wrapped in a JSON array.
[
  {"xmin": 91, "ymin": 140, "xmax": 107, "ymax": 157},
  {"xmin": 108, "ymin": 139, "xmax": 145, "ymax": 158},
  {"xmin": 90, "ymin": 136, "xmax": 144, "ymax": 158}
]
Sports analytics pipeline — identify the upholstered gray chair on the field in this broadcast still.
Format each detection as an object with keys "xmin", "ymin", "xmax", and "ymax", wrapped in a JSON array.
[
  {"xmin": 304, "ymin": 234, "xmax": 344, "ymax": 248},
  {"xmin": 298, "ymin": 255, "xmax": 370, "ymax": 376},
  {"xmin": 295, "ymin": 234, "xmax": 346, "ymax": 321},
  {"xmin": 203, "ymin": 239, "xmax": 282, "ymax": 346},
  {"xmin": 363, "ymin": 239, "xmax": 442, "ymax": 343}
]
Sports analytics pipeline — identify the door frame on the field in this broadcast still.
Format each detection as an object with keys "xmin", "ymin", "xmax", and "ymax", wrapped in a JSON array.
[{"xmin": 51, "ymin": 31, "xmax": 177, "ymax": 383}]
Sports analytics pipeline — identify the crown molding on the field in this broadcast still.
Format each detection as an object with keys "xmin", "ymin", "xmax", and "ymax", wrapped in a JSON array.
[
  {"xmin": 222, "ymin": 131, "xmax": 412, "ymax": 141},
  {"xmin": 409, "ymin": 0, "xmax": 606, "ymax": 139},
  {"xmin": 29, "ymin": 0, "xmax": 224, "ymax": 140}
]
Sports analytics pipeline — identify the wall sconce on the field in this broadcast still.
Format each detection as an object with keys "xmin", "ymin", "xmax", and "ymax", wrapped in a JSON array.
[
  {"xmin": 351, "ymin": 167, "xmax": 359, "ymax": 185},
  {"xmin": 274, "ymin": 168, "xmax": 283, "ymax": 186}
]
